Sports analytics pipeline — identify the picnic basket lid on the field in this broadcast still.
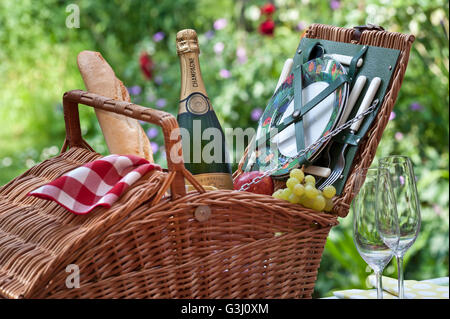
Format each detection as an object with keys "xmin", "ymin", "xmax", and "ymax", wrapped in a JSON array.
[
  {"xmin": 307, "ymin": 24, "xmax": 415, "ymax": 217},
  {"xmin": 236, "ymin": 23, "xmax": 415, "ymax": 218}
]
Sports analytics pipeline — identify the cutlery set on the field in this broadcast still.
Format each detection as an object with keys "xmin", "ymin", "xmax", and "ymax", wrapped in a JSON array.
[{"xmin": 318, "ymin": 76, "xmax": 381, "ymax": 190}]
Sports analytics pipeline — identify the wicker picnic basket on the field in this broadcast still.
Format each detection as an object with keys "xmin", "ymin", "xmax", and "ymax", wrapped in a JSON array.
[{"xmin": 0, "ymin": 24, "xmax": 414, "ymax": 299}]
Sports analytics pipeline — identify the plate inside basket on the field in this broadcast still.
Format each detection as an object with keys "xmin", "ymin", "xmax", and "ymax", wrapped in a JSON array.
[{"xmin": 247, "ymin": 57, "xmax": 349, "ymax": 177}]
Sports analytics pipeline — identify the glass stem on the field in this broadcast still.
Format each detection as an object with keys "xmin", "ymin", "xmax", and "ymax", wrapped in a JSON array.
[
  {"xmin": 375, "ymin": 270, "xmax": 383, "ymax": 299},
  {"xmin": 397, "ymin": 255, "xmax": 404, "ymax": 299}
]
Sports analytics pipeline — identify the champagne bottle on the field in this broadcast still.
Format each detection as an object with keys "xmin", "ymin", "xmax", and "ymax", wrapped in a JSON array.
[{"xmin": 176, "ymin": 29, "xmax": 233, "ymax": 190}]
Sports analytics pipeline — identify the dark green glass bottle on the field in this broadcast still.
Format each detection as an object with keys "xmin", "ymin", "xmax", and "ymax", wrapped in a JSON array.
[{"xmin": 176, "ymin": 29, "xmax": 233, "ymax": 189}]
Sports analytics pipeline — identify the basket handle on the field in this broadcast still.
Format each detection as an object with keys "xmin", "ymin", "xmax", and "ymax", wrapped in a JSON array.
[{"xmin": 61, "ymin": 90, "xmax": 206, "ymax": 203}]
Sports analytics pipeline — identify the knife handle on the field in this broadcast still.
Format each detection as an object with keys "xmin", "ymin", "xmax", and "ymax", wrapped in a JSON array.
[
  {"xmin": 339, "ymin": 76, "xmax": 367, "ymax": 126},
  {"xmin": 350, "ymin": 77, "xmax": 381, "ymax": 132},
  {"xmin": 304, "ymin": 165, "xmax": 332, "ymax": 178},
  {"xmin": 325, "ymin": 53, "xmax": 363, "ymax": 67}
]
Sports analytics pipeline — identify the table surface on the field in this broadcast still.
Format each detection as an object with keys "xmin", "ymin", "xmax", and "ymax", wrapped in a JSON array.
[{"xmin": 321, "ymin": 277, "xmax": 449, "ymax": 299}]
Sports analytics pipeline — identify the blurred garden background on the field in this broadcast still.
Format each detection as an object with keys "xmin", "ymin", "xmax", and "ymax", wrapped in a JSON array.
[{"xmin": 0, "ymin": 0, "xmax": 448, "ymax": 298}]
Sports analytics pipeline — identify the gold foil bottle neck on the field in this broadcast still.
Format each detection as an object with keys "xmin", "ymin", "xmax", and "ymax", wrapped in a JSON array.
[{"xmin": 176, "ymin": 29, "xmax": 200, "ymax": 55}]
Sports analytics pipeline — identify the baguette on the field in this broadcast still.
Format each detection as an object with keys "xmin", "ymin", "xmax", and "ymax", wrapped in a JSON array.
[{"xmin": 77, "ymin": 50, "xmax": 154, "ymax": 162}]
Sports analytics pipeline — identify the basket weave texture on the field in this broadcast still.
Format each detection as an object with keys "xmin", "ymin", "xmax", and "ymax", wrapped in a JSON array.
[{"xmin": 0, "ymin": 24, "xmax": 413, "ymax": 299}]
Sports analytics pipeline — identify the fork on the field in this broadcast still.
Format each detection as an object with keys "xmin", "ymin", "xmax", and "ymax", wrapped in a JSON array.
[
  {"xmin": 318, "ymin": 140, "xmax": 347, "ymax": 190},
  {"xmin": 318, "ymin": 77, "xmax": 381, "ymax": 190}
]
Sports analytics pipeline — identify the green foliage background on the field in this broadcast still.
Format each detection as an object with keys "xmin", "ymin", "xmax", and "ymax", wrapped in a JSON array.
[{"xmin": 0, "ymin": 0, "xmax": 448, "ymax": 298}]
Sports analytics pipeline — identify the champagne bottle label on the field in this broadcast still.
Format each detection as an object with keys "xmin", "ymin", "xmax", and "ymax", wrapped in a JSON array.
[{"xmin": 180, "ymin": 92, "xmax": 210, "ymax": 115}]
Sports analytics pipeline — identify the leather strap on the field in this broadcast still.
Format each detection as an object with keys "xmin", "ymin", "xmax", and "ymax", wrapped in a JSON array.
[
  {"xmin": 300, "ymin": 73, "xmax": 350, "ymax": 117},
  {"xmin": 334, "ymin": 129, "xmax": 363, "ymax": 146},
  {"xmin": 292, "ymin": 51, "xmax": 307, "ymax": 164},
  {"xmin": 347, "ymin": 45, "xmax": 368, "ymax": 86},
  {"xmin": 301, "ymin": 41, "xmax": 325, "ymax": 64}
]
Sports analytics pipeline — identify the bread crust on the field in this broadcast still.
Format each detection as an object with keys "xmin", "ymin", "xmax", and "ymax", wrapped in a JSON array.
[{"xmin": 77, "ymin": 51, "xmax": 153, "ymax": 162}]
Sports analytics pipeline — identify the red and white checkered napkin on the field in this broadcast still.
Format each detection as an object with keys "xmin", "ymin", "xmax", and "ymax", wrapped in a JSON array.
[{"xmin": 28, "ymin": 154, "xmax": 161, "ymax": 215}]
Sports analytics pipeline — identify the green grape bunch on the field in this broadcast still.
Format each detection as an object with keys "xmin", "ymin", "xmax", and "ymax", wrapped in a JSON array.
[{"xmin": 272, "ymin": 168, "xmax": 336, "ymax": 213}]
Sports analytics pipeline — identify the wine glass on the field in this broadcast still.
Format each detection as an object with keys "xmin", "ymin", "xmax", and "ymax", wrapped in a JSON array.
[
  {"xmin": 375, "ymin": 167, "xmax": 400, "ymax": 251},
  {"xmin": 352, "ymin": 167, "xmax": 396, "ymax": 299},
  {"xmin": 378, "ymin": 155, "xmax": 421, "ymax": 299}
]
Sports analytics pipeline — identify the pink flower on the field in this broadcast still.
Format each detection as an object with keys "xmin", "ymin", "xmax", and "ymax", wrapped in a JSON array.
[
  {"xmin": 205, "ymin": 30, "xmax": 215, "ymax": 40},
  {"xmin": 296, "ymin": 21, "xmax": 306, "ymax": 31},
  {"xmin": 219, "ymin": 69, "xmax": 231, "ymax": 79},
  {"xmin": 395, "ymin": 132, "xmax": 404, "ymax": 141},
  {"xmin": 214, "ymin": 42, "xmax": 225, "ymax": 55},
  {"xmin": 214, "ymin": 18, "xmax": 227, "ymax": 30},
  {"xmin": 151, "ymin": 142, "xmax": 159, "ymax": 154},
  {"xmin": 128, "ymin": 85, "xmax": 141, "ymax": 96},
  {"xmin": 389, "ymin": 111, "xmax": 396, "ymax": 121},
  {"xmin": 251, "ymin": 108, "xmax": 263, "ymax": 121},
  {"xmin": 147, "ymin": 127, "xmax": 159, "ymax": 139},
  {"xmin": 330, "ymin": 0, "xmax": 341, "ymax": 10},
  {"xmin": 153, "ymin": 31, "xmax": 165, "ymax": 42},
  {"xmin": 433, "ymin": 204, "xmax": 442, "ymax": 216},
  {"xmin": 410, "ymin": 102, "xmax": 423, "ymax": 111},
  {"xmin": 156, "ymin": 98, "xmax": 167, "ymax": 108},
  {"xmin": 236, "ymin": 47, "xmax": 247, "ymax": 64},
  {"xmin": 154, "ymin": 76, "xmax": 163, "ymax": 85}
]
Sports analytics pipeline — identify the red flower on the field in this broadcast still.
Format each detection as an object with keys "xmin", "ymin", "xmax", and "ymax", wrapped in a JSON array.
[
  {"xmin": 259, "ymin": 19, "xmax": 275, "ymax": 36},
  {"xmin": 139, "ymin": 52, "xmax": 153, "ymax": 80},
  {"xmin": 260, "ymin": 3, "xmax": 276, "ymax": 15}
]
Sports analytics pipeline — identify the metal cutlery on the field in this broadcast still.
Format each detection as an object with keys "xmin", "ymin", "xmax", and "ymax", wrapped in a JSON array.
[
  {"xmin": 318, "ymin": 75, "xmax": 367, "ymax": 179},
  {"xmin": 318, "ymin": 77, "xmax": 381, "ymax": 190}
]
